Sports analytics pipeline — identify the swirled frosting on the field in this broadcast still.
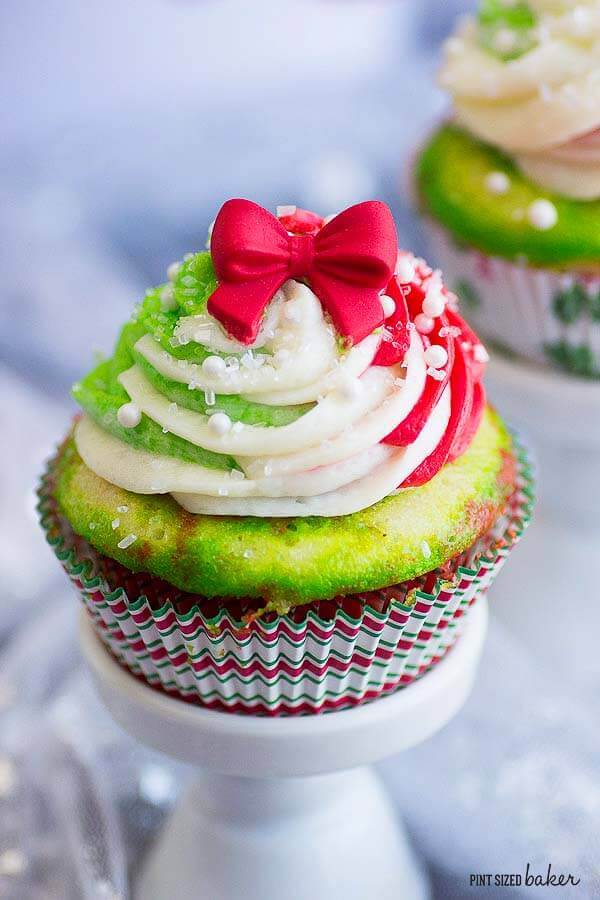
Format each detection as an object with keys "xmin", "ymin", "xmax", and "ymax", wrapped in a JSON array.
[
  {"xmin": 73, "ymin": 214, "xmax": 488, "ymax": 518},
  {"xmin": 440, "ymin": 0, "xmax": 600, "ymax": 198}
]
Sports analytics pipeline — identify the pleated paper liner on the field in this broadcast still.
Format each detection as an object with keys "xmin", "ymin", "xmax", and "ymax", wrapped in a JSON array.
[
  {"xmin": 425, "ymin": 220, "xmax": 600, "ymax": 380},
  {"xmin": 38, "ymin": 437, "xmax": 534, "ymax": 716}
]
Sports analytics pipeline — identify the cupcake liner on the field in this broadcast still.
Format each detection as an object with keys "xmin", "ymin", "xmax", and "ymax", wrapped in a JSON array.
[
  {"xmin": 425, "ymin": 220, "xmax": 600, "ymax": 378},
  {"xmin": 38, "ymin": 437, "xmax": 534, "ymax": 716}
]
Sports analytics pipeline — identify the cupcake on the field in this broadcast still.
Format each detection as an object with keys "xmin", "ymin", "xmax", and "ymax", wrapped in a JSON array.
[
  {"xmin": 416, "ymin": 0, "xmax": 600, "ymax": 377},
  {"xmin": 38, "ymin": 199, "xmax": 532, "ymax": 714}
]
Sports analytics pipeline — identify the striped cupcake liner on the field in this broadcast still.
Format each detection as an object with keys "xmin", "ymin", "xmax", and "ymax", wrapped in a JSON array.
[
  {"xmin": 425, "ymin": 221, "xmax": 600, "ymax": 379},
  {"xmin": 38, "ymin": 437, "xmax": 534, "ymax": 716}
]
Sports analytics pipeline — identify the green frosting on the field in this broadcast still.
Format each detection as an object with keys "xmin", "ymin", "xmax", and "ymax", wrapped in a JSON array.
[
  {"xmin": 73, "ymin": 254, "xmax": 315, "ymax": 470},
  {"xmin": 52, "ymin": 406, "xmax": 515, "ymax": 610},
  {"xmin": 417, "ymin": 125, "xmax": 600, "ymax": 268}
]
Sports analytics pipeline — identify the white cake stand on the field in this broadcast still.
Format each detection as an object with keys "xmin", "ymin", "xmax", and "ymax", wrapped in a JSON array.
[
  {"xmin": 80, "ymin": 600, "xmax": 488, "ymax": 900},
  {"xmin": 486, "ymin": 352, "xmax": 600, "ymax": 685}
]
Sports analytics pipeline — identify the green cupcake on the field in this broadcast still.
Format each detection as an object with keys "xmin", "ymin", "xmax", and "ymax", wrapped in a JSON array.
[
  {"xmin": 39, "ymin": 200, "xmax": 531, "ymax": 714},
  {"xmin": 416, "ymin": 0, "xmax": 600, "ymax": 378}
]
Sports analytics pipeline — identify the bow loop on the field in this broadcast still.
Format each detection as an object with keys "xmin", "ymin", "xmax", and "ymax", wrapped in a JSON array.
[{"xmin": 207, "ymin": 198, "xmax": 398, "ymax": 345}]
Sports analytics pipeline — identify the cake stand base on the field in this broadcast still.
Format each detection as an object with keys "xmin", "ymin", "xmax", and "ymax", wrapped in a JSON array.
[{"xmin": 80, "ymin": 600, "xmax": 488, "ymax": 900}]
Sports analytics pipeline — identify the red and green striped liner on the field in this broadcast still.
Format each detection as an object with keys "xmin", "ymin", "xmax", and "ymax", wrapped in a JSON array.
[{"xmin": 38, "ymin": 437, "xmax": 533, "ymax": 716}]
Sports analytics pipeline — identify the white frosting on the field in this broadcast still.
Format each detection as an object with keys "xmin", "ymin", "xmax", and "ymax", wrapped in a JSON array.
[
  {"xmin": 75, "ymin": 278, "xmax": 450, "ymax": 516},
  {"xmin": 440, "ymin": 1, "xmax": 600, "ymax": 198}
]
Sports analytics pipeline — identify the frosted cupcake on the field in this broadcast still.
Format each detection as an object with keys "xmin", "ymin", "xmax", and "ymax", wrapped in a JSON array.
[
  {"xmin": 417, "ymin": 0, "xmax": 600, "ymax": 377},
  {"xmin": 39, "ymin": 199, "xmax": 532, "ymax": 714}
]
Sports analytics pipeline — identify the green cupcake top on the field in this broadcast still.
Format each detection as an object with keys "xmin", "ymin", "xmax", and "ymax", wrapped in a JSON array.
[{"xmin": 417, "ymin": 124, "xmax": 600, "ymax": 268}]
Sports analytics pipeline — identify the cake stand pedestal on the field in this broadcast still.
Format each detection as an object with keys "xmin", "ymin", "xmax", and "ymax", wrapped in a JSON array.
[{"xmin": 80, "ymin": 600, "xmax": 488, "ymax": 900}]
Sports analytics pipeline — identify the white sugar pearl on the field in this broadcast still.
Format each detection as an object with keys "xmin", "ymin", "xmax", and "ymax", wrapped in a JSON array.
[
  {"xmin": 527, "ymin": 199, "xmax": 558, "ymax": 231},
  {"xmin": 414, "ymin": 313, "xmax": 435, "ymax": 334},
  {"xmin": 167, "ymin": 261, "xmax": 181, "ymax": 282},
  {"xmin": 202, "ymin": 355, "xmax": 227, "ymax": 376},
  {"xmin": 380, "ymin": 295, "xmax": 396, "ymax": 318},
  {"xmin": 209, "ymin": 413, "xmax": 232, "ymax": 436},
  {"xmin": 424, "ymin": 344, "xmax": 448, "ymax": 369},
  {"xmin": 117, "ymin": 403, "xmax": 141, "ymax": 429},
  {"xmin": 485, "ymin": 171, "xmax": 510, "ymax": 195},
  {"xmin": 396, "ymin": 255, "xmax": 416, "ymax": 283},
  {"xmin": 422, "ymin": 289, "xmax": 446, "ymax": 318},
  {"xmin": 474, "ymin": 343, "xmax": 490, "ymax": 364},
  {"xmin": 160, "ymin": 285, "xmax": 177, "ymax": 312}
]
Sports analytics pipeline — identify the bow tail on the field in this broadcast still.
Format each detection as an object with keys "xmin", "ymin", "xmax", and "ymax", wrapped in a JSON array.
[
  {"xmin": 207, "ymin": 272, "xmax": 288, "ymax": 345},
  {"xmin": 309, "ymin": 272, "xmax": 385, "ymax": 345}
]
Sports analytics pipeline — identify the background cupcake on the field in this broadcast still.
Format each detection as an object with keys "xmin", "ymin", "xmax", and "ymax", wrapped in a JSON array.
[
  {"xmin": 416, "ymin": 0, "xmax": 600, "ymax": 377},
  {"xmin": 40, "ymin": 199, "xmax": 532, "ymax": 714}
]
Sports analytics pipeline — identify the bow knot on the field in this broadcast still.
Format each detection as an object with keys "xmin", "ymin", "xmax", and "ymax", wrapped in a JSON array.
[
  {"xmin": 288, "ymin": 234, "xmax": 315, "ymax": 280},
  {"xmin": 207, "ymin": 198, "xmax": 398, "ymax": 345}
]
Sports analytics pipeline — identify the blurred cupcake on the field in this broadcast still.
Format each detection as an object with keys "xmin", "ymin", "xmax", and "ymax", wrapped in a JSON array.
[
  {"xmin": 416, "ymin": 0, "xmax": 600, "ymax": 377},
  {"xmin": 39, "ymin": 199, "xmax": 532, "ymax": 714}
]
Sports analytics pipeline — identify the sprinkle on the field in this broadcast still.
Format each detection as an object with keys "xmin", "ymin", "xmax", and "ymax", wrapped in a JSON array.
[
  {"xmin": 117, "ymin": 505, "xmax": 129, "ymax": 513},
  {"xmin": 229, "ymin": 469, "xmax": 246, "ymax": 481},
  {"xmin": 485, "ymin": 171, "xmax": 510, "ymax": 195},
  {"xmin": 209, "ymin": 413, "xmax": 232, "ymax": 435},
  {"xmin": 439, "ymin": 325, "xmax": 461, "ymax": 338},
  {"xmin": 202, "ymin": 355, "xmax": 227, "ymax": 376},
  {"xmin": 167, "ymin": 261, "xmax": 181, "ymax": 282},
  {"xmin": 396, "ymin": 254, "xmax": 416, "ymax": 283},
  {"xmin": 218, "ymin": 487, "xmax": 229, "ymax": 497},
  {"xmin": 225, "ymin": 356, "xmax": 240, "ymax": 371},
  {"xmin": 160, "ymin": 285, "xmax": 177, "ymax": 312},
  {"xmin": 168, "ymin": 402, "xmax": 178, "ymax": 416},
  {"xmin": 243, "ymin": 549, "xmax": 254, "ymax": 559},
  {"xmin": 205, "ymin": 219, "xmax": 215, "ymax": 250},
  {"xmin": 118, "ymin": 534, "xmax": 137, "ymax": 550},
  {"xmin": 422, "ymin": 288, "xmax": 446, "ymax": 319},
  {"xmin": 232, "ymin": 421, "xmax": 244, "ymax": 433},
  {"xmin": 204, "ymin": 389, "xmax": 216, "ymax": 407},
  {"xmin": 414, "ymin": 313, "xmax": 435, "ymax": 334},
  {"xmin": 474, "ymin": 344, "xmax": 490, "ymax": 363},
  {"xmin": 380, "ymin": 295, "xmax": 396, "ymax": 318},
  {"xmin": 277, "ymin": 205, "xmax": 296, "ymax": 218},
  {"xmin": 427, "ymin": 367, "xmax": 446, "ymax": 382},
  {"xmin": 111, "ymin": 518, "xmax": 120, "ymax": 530},
  {"xmin": 117, "ymin": 402, "xmax": 142, "ymax": 429},
  {"xmin": 527, "ymin": 199, "xmax": 558, "ymax": 231},
  {"xmin": 424, "ymin": 344, "xmax": 448, "ymax": 369},
  {"xmin": 263, "ymin": 463, "xmax": 273, "ymax": 477},
  {"xmin": 421, "ymin": 540, "xmax": 432, "ymax": 559},
  {"xmin": 89, "ymin": 522, "xmax": 96, "ymax": 530}
]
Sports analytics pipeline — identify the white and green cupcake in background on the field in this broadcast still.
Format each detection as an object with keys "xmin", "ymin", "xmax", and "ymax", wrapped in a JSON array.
[{"xmin": 416, "ymin": 0, "xmax": 600, "ymax": 378}]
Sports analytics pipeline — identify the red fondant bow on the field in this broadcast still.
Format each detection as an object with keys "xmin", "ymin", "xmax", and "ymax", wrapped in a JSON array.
[{"xmin": 207, "ymin": 199, "xmax": 398, "ymax": 345}]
